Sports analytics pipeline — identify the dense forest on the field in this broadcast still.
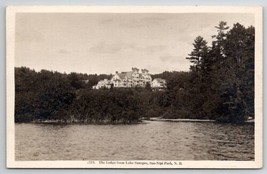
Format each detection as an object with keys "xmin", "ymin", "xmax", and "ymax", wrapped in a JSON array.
[{"xmin": 15, "ymin": 21, "xmax": 254, "ymax": 124}]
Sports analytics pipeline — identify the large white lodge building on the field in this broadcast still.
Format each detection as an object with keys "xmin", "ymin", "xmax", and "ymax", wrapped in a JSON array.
[{"xmin": 92, "ymin": 67, "xmax": 166, "ymax": 90}]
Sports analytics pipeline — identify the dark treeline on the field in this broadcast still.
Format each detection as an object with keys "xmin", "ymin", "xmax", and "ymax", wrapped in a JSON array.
[
  {"xmin": 15, "ymin": 67, "xmax": 180, "ymax": 123},
  {"xmin": 15, "ymin": 68, "xmax": 112, "ymax": 123},
  {"xmin": 15, "ymin": 21, "xmax": 254, "ymax": 124},
  {"xmin": 183, "ymin": 21, "xmax": 255, "ymax": 123}
]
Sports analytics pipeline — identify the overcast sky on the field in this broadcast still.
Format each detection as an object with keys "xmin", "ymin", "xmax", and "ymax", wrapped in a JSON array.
[{"xmin": 15, "ymin": 13, "xmax": 254, "ymax": 74}]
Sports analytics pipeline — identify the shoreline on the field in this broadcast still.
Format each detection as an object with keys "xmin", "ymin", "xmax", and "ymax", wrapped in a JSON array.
[
  {"xmin": 149, "ymin": 117, "xmax": 215, "ymax": 122},
  {"xmin": 15, "ymin": 117, "xmax": 254, "ymax": 124},
  {"xmin": 148, "ymin": 117, "xmax": 255, "ymax": 123}
]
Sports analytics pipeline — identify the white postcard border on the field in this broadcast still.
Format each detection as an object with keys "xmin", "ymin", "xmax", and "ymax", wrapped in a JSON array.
[{"xmin": 6, "ymin": 6, "xmax": 263, "ymax": 169}]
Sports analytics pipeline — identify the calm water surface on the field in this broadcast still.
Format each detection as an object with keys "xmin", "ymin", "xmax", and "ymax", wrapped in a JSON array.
[{"xmin": 15, "ymin": 121, "xmax": 254, "ymax": 161}]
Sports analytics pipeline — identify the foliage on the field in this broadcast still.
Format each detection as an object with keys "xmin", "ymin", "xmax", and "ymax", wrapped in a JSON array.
[
  {"xmin": 185, "ymin": 21, "xmax": 255, "ymax": 123},
  {"xmin": 15, "ymin": 21, "xmax": 254, "ymax": 124}
]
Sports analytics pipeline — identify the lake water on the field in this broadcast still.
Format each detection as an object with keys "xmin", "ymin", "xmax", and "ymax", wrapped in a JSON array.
[{"xmin": 15, "ymin": 121, "xmax": 254, "ymax": 161}]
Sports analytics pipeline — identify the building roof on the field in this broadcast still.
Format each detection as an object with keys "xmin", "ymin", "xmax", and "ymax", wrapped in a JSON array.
[
  {"xmin": 154, "ymin": 78, "xmax": 166, "ymax": 83},
  {"xmin": 117, "ymin": 71, "xmax": 133, "ymax": 80},
  {"xmin": 117, "ymin": 73, "xmax": 126, "ymax": 79},
  {"xmin": 125, "ymin": 72, "xmax": 133, "ymax": 79},
  {"xmin": 141, "ymin": 69, "xmax": 149, "ymax": 72},
  {"xmin": 132, "ymin": 67, "xmax": 139, "ymax": 71},
  {"xmin": 112, "ymin": 68, "xmax": 153, "ymax": 82}
]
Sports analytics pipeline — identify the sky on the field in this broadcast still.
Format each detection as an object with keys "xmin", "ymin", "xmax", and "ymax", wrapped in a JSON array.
[{"xmin": 15, "ymin": 13, "xmax": 254, "ymax": 75}]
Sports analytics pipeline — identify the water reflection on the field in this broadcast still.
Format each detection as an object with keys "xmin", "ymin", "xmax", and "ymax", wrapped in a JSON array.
[{"xmin": 15, "ymin": 121, "xmax": 254, "ymax": 161}]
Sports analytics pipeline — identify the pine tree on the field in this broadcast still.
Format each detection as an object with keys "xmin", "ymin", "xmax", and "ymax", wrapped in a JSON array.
[{"xmin": 186, "ymin": 36, "xmax": 208, "ymax": 72}]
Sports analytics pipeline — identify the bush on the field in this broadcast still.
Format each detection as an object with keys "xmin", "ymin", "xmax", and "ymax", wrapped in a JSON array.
[{"xmin": 69, "ymin": 89, "xmax": 143, "ymax": 124}]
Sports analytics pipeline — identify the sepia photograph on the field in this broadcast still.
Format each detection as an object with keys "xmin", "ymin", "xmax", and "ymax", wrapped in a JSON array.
[{"xmin": 6, "ymin": 6, "xmax": 263, "ymax": 168}]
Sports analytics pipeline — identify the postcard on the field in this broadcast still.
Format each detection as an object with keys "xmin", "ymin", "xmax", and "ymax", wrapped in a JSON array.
[{"xmin": 6, "ymin": 6, "xmax": 263, "ymax": 168}]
